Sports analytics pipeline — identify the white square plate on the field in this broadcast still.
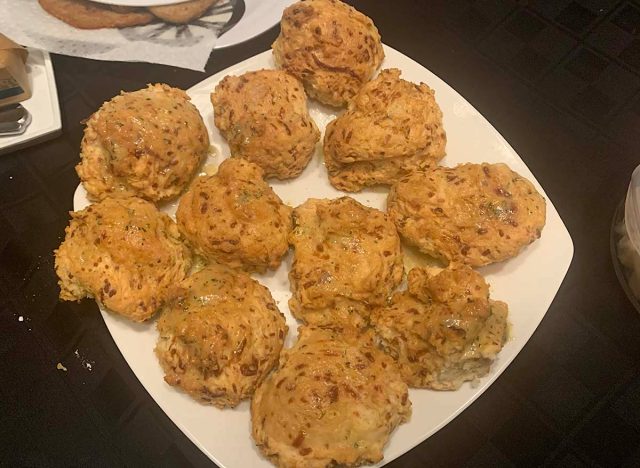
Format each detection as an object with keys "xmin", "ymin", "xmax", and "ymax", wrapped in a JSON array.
[{"xmin": 74, "ymin": 45, "xmax": 574, "ymax": 467}]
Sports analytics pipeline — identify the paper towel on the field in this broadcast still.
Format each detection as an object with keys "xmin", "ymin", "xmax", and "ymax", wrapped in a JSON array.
[{"xmin": 0, "ymin": 0, "xmax": 237, "ymax": 71}]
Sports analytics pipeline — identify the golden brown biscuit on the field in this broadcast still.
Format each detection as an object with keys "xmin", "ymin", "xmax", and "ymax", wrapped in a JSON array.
[
  {"xmin": 54, "ymin": 197, "xmax": 192, "ymax": 322},
  {"xmin": 38, "ymin": 0, "xmax": 154, "ymax": 29},
  {"xmin": 288, "ymin": 197, "xmax": 403, "ymax": 326},
  {"xmin": 272, "ymin": 0, "xmax": 384, "ymax": 107},
  {"xmin": 324, "ymin": 68, "xmax": 446, "ymax": 192},
  {"xmin": 251, "ymin": 326, "xmax": 411, "ymax": 467},
  {"xmin": 388, "ymin": 163, "xmax": 546, "ymax": 267},
  {"xmin": 149, "ymin": 0, "xmax": 217, "ymax": 24},
  {"xmin": 211, "ymin": 69, "xmax": 320, "ymax": 179},
  {"xmin": 155, "ymin": 264, "xmax": 287, "ymax": 408},
  {"xmin": 77, "ymin": 84, "xmax": 209, "ymax": 203},
  {"xmin": 370, "ymin": 266, "xmax": 508, "ymax": 389},
  {"xmin": 176, "ymin": 158, "xmax": 292, "ymax": 272}
]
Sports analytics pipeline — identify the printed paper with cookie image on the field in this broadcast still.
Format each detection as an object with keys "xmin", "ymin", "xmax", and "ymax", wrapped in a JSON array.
[
  {"xmin": 0, "ymin": 0, "xmax": 245, "ymax": 70},
  {"xmin": 37, "ymin": 0, "xmax": 244, "ymax": 30}
]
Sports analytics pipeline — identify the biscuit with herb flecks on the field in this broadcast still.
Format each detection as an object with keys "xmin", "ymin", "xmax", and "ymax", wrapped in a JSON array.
[
  {"xmin": 212, "ymin": 69, "xmax": 319, "ymax": 179},
  {"xmin": 176, "ymin": 158, "xmax": 292, "ymax": 272},
  {"xmin": 156, "ymin": 264, "xmax": 287, "ymax": 407},
  {"xmin": 77, "ymin": 84, "xmax": 208, "ymax": 203},
  {"xmin": 388, "ymin": 163, "xmax": 546, "ymax": 267},
  {"xmin": 272, "ymin": 0, "xmax": 384, "ymax": 107},
  {"xmin": 54, "ymin": 196, "xmax": 191, "ymax": 322},
  {"xmin": 288, "ymin": 197, "xmax": 403, "ymax": 327},
  {"xmin": 251, "ymin": 326, "xmax": 411, "ymax": 467}
]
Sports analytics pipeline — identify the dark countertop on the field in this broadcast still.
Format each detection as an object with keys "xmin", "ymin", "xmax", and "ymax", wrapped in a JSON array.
[{"xmin": 2, "ymin": 1, "xmax": 640, "ymax": 467}]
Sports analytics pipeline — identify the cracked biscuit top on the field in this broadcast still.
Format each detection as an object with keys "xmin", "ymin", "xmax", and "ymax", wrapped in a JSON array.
[
  {"xmin": 371, "ymin": 266, "xmax": 509, "ymax": 390},
  {"xmin": 324, "ymin": 68, "xmax": 446, "ymax": 192}
]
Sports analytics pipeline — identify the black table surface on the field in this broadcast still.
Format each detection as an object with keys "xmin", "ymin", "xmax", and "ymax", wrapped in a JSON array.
[{"xmin": 3, "ymin": 1, "xmax": 640, "ymax": 467}]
